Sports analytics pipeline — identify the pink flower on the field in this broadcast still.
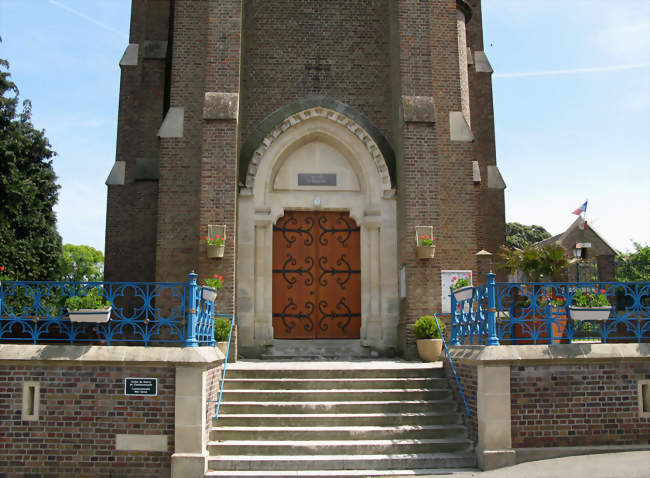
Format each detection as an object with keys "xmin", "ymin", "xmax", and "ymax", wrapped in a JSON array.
[
  {"xmin": 468, "ymin": 272, "xmax": 472, "ymax": 277},
  {"xmin": 453, "ymin": 276, "xmax": 457, "ymax": 281},
  {"xmin": 600, "ymin": 289, "xmax": 606, "ymax": 294},
  {"xmin": 0, "ymin": 266, "xmax": 4, "ymax": 272}
]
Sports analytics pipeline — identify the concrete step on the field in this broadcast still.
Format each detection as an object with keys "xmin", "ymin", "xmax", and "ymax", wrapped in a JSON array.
[
  {"xmin": 214, "ymin": 411, "xmax": 462, "ymax": 427},
  {"xmin": 223, "ymin": 377, "xmax": 449, "ymax": 390},
  {"xmin": 206, "ymin": 452, "xmax": 477, "ymax": 471},
  {"xmin": 220, "ymin": 388, "xmax": 451, "ymax": 402},
  {"xmin": 205, "ymin": 469, "xmax": 478, "ymax": 478},
  {"xmin": 226, "ymin": 365, "xmax": 444, "ymax": 380},
  {"xmin": 208, "ymin": 438, "xmax": 473, "ymax": 456},
  {"xmin": 210, "ymin": 424, "xmax": 468, "ymax": 441},
  {"xmin": 218, "ymin": 399, "xmax": 457, "ymax": 415}
]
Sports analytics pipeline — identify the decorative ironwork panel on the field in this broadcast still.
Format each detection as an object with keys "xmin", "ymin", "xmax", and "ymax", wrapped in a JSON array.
[
  {"xmin": 272, "ymin": 211, "xmax": 361, "ymax": 339},
  {"xmin": 449, "ymin": 278, "xmax": 650, "ymax": 346},
  {"xmin": 0, "ymin": 274, "xmax": 221, "ymax": 347}
]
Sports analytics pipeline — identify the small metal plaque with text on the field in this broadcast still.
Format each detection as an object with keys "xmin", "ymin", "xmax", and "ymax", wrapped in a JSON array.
[
  {"xmin": 125, "ymin": 378, "xmax": 158, "ymax": 396},
  {"xmin": 298, "ymin": 173, "xmax": 336, "ymax": 186}
]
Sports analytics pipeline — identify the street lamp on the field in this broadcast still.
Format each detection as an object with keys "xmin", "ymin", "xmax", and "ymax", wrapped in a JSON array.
[{"xmin": 573, "ymin": 245, "xmax": 582, "ymax": 282}]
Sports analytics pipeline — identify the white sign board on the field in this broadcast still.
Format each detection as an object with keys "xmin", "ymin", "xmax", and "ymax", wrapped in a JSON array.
[{"xmin": 441, "ymin": 270, "xmax": 472, "ymax": 313}]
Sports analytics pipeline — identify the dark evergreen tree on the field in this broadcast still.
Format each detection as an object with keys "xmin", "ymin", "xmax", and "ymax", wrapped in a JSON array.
[
  {"xmin": 505, "ymin": 222, "xmax": 551, "ymax": 250},
  {"xmin": 0, "ymin": 58, "xmax": 62, "ymax": 280}
]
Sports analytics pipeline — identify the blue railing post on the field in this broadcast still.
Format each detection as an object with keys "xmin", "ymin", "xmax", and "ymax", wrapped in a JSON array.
[
  {"xmin": 486, "ymin": 272, "xmax": 500, "ymax": 345},
  {"xmin": 185, "ymin": 272, "xmax": 200, "ymax": 347},
  {"xmin": 450, "ymin": 292, "xmax": 460, "ymax": 345}
]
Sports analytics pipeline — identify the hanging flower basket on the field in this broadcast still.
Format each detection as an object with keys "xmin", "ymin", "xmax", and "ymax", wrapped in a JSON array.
[
  {"xmin": 207, "ymin": 244, "xmax": 225, "ymax": 258},
  {"xmin": 452, "ymin": 285, "xmax": 473, "ymax": 302},
  {"xmin": 202, "ymin": 286, "xmax": 218, "ymax": 302},
  {"xmin": 568, "ymin": 305, "xmax": 612, "ymax": 321},
  {"xmin": 416, "ymin": 245, "xmax": 436, "ymax": 259},
  {"xmin": 68, "ymin": 307, "xmax": 112, "ymax": 323}
]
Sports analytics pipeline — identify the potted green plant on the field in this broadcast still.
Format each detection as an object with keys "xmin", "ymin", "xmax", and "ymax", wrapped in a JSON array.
[
  {"xmin": 450, "ymin": 273, "xmax": 473, "ymax": 302},
  {"xmin": 413, "ymin": 315, "xmax": 445, "ymax": 362},
  {"xmin": 416, "ymin": 234, "xmax": 436, "ymax": 259},
  {"xmin": 65, "ymin": 288, "xmax": 112, "ymax": 323},
  {"xmin": 214, "ymin": 317, "xmax": 231, "ymax": 356},
  {"xmin": 205, "ymin": 234, "xmax": 225, "ymax": 258},
  {"xmin": 569, "ymin": 289, "xmax": 612, "ymax": 321},
  {"xmin": 202, "ymin": 274, "xmax": 224, "ymax": 302}
]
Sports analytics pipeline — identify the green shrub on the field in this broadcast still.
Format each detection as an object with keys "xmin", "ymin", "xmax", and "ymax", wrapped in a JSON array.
[
  {"xmin": 64, "ymin": 288, "xmax": 110, "ymax": 310},
  {"xmin": 413, "ymin": 315, "xmax": 445, "ymax": 339},
  {"xmin": 214, "ymin": 317, "xmax": 231, "ymax": 342}
]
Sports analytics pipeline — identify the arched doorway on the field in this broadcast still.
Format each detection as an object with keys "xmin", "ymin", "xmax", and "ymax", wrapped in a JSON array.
[{"xmin": 237, "ymin": 106, "xmax": 398, "ymax": 355}]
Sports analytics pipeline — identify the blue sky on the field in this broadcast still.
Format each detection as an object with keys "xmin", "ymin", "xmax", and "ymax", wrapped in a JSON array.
[{"xmin": 1, "ymin": 0, "xmax": 648, "ymax": 254}]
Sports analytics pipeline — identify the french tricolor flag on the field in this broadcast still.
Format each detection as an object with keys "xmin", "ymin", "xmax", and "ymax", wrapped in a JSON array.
[{"xmin": 572, "ymin": 200, "xmax": 588, "ymax": 216}]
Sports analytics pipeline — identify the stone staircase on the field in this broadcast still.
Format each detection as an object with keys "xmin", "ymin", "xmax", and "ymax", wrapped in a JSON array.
[{"xmin": 205, "ymin": 360, "xmax": 476, "ymax": 477}]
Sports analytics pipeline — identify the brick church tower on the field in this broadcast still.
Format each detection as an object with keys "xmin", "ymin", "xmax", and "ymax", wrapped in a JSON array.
[{"xmin": 105, "ymin": 0, "xmax": 506, "ymax": 358}]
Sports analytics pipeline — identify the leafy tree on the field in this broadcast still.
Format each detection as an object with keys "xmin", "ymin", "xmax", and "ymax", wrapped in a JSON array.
[
  {"xmin": 59, "ymin": 244, "xmax": 104, "ymax": 282},
  {"xmin": 616, "ymin": 242, "xmax": 650, "ymax": 282},
  {"xmin": 0, "ymin": 58, "xmax": 62, "ymax": 281},
  {"xmin": 498, "ymin": 244, "xmax": 569, "ymax": 282},
  {"xmin": 506, "ymin": 222, "xmax": 551, "ymax": 250}
]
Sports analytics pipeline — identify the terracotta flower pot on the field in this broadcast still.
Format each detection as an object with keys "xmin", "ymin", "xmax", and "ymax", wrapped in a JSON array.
[{"xmin": 416, "ymin": 339, "xmax": 443, "ymax": 362}]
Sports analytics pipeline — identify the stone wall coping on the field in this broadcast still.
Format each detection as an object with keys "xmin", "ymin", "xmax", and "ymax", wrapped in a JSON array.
[
  {"xmin": 447, "ymin": 343, "xmax": 650, "ymax": 365},
  {"xmin": 0, "ymin": 344, "xmax": 224, "ymax": 367}
]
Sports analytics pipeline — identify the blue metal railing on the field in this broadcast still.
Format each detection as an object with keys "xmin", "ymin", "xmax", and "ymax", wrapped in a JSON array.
[
  {"xmin": 434, "ymin": 314, "xmax": 470, "ymax": 417},
  {"xmin": 0, "ymin": 272, "xmax": 217, "ymax": 347},
  {"xmin": 450, "ymin": 274, "xmax": 650, "ymax": 345},
  {"xmin": 213, "ymin": 313, "xmax": 236, "ymax": 422}
]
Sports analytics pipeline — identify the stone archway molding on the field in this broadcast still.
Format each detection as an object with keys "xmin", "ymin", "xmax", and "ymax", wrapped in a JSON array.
[{"xmin": 239, "ymin": 97, "xmax": 396, "ymax": 189}]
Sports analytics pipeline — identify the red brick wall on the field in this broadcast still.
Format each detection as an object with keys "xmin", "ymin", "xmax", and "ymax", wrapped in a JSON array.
[
  {"xmin": 511, "ymin": 362, "xmax": 650, "ymax": 447},
  {"xmin": 443, "ymin": 357, "xmax": 478, "ymax": 442},
  {"xmin": 205, "ymin": 366, "xmax": 222, "ymax": 437},
  {"xmin": 239, "ymin": 0, "xmax": 393, "ymax": 148},
  {"xmin": 105, "ymin": 0, "xmax": 170, "ymax": 283},
  {"xmin": 0, "ymin": 364, "xmax": 175, "ymax": 477}
]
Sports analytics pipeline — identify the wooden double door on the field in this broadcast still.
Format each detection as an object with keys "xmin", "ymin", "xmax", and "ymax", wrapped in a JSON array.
[{"xmin": 272, "ymin": 211, "xmax": 361, "ymax": 339}]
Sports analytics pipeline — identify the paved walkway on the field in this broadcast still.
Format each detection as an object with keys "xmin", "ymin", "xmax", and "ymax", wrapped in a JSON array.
[{"xmin": 427, "ymin": 451, "xmax": 650, "ymax": 478}]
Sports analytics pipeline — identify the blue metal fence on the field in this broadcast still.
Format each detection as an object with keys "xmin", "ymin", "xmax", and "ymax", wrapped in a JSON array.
[
  {"xmin": 450, "ymin": 273, "xmax": 650, "ymax": 345},
  {"xmin": 0, "ymin": 272, "xmax": 218, "ymax": 347}
]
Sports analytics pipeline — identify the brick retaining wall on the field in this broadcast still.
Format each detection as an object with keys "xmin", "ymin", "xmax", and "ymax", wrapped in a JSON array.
[
  {"xmin": 0, "ymin": 345, "xmax": 224, "ymax": 478},
  {"xmin": 0, "ymin": 364, "xmax": 175, "ymax": 477},
  {"xmin": 443, "ymin": 356, "xmax": 478, "ymax": 442},
  {"xmin": 511, "ymin": 362, "xmax": 650, "ymax": 448}
]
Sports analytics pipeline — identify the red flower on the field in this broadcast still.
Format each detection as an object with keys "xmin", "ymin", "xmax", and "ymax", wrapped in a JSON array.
[
  {"xmin": 215, "ymin": 235, "xmax": 220, "ymax": 240},
  {"xmin": 203, "ymin": 236, "xmax": 208, "ymax": 240},
  {"xmin": 453, "ymin": 276, "xmax": 457, "ymax": 281},
  {"xmin": 213, "ymin": 274, "xmax": 218, "ymax": 278},
  {"xmin": 0, "ymin": 266, "xmax": 4, "ymax": 272},
  {"xmin": 468, "ymin": 273, "xmax": 472, "ymax": 277},
  {"xmin": 218, "ymin": 276, "xmax": 223, "ymax": 280},
  {"xmin": 600, "ymin": 289, "xmax": 606, "ymax": 294}
]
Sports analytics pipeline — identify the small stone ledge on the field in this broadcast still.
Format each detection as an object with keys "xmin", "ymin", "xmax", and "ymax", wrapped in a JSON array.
[
  {"xmin": 448, "ymin": 343, "xmax": 650, "ymax": 365},
  {"xmin": 105, "ymin": 161, "xmax": 126, "ymax": 185},
  {"xmin": 203, "ymin": 92, "xmax": 238, "ymax": 120},
  {"xmin": 119, "ymin": 44, "xmax": 139, "ymax": 66},
  {"xmin": 401, "ymin": 96, "xmax": 436, "ymax": 123},
  {"xmin": 0, "ymin": 344, "xmax": 224, "ymax": 367}
]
